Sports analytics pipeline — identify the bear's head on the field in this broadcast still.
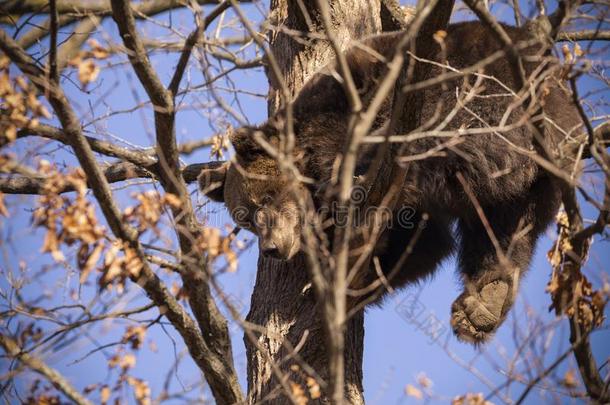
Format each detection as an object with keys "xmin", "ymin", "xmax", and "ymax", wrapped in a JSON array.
[
  {"xmin": 198, "ymin": 120, "xmax": 305, "ymax": 260},
  {"xmin": 198, "ymin": 40, "xmax": 393, "ymax": 260}
]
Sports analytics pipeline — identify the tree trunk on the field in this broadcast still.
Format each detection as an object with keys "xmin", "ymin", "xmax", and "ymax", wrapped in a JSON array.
[
  {"xmin": 245, "ymin": 1, "xmax": 382, "ymax": 403},
  {"xmin": 246, "ymin": 254, "xmax": 365, "ymax": 403}
]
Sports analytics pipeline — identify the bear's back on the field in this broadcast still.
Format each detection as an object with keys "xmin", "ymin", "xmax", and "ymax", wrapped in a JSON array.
[{"xmin": 289, "ymin": 21, "xmax": 580, "ymax": 183}]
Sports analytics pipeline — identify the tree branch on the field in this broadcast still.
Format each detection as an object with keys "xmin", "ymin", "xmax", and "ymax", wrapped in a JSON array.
[
  {"xmin": 0, "ymin": 161, "xmax": 219, "ymax": 195},
  {"xmin": 0, "ymin": 27, "xmax": 132, "ymax": 241},
  {"xmin": 0, "ymin": 334, "xmax": 94, "ymax": 405},
  {"xmin": 1, "ymin": 0, "xmax": 240, "ymax": 16},
  {"xmin": 110, "ymin": 2, "xmax": 244, "ymax": 403},
  {"xmin": 558, "ymin": 183, "xmax": 610, "ymax": 402},
  {"xmin": 558, "ymin": 29, "xmax": 610, "ymax": 41},
  {"xmin": 13, "ymin": 123, "xmax": 157, "ymax": 167},
  {"xmin": 11, "ymin": 0, "xmax": 246, "ymax": 50},
  {"xmin": 12, "ymin": 123, "xmax": 223, "ymax": 164},
  {"xmin": 110, "ymin": 1, "xmax": 172, "ymax": 110},
  {"xmin": 48, "ymin": 0, "xmax": 59, "ymax": 84}
]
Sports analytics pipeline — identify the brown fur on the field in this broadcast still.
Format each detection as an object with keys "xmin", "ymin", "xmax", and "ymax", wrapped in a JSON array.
[{"xmin": 199, "ymin": 21, "xmax": 582, "ymax": 343}]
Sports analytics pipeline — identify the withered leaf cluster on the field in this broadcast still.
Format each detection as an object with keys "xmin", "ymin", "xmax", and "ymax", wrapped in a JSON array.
[
  {"xmin": 123, "ymin": 190, "xmax": 181, "ymax": 235},
  {"xmin": 104, "ymin": 340, "xmax": 151, "ymax": 405},
  {"xmin": 33, "ymin": 162, "xmax": 105, "ymax": 269},
  {"xmin": 547, "ymin": 212, "xmax": 607, "ymax": 332},
  {"xmin": 452, "ymin": 393, "xmax": 494, "ymax": 405},
  {"xmin": 122, "ymin": 325, "xmax": 147, "ymax": 350},
  {"xmin": 32, "ymin": 164, "xmax": 139, "ymax": 291},
  {"xmin": 197, "ymin": 226, "xmax": 238, "ymax": 272},
  {"xmin": 210, "ymin": 129, "xmax": 231, "ymax": 160},
  {"xmin": 288, "ymin": 364, "xmax": 322, "ymax": 404},
  {"xmin": 101, "ymin": 240, "xmax": 143, "ymax": 292},
  {"xmin": 0, "ymin": 56, "xmax": 51, "ymax": 143},
  {"xmin": 68, "ymin": 39, "xmax": 110, "ymax": 86}
]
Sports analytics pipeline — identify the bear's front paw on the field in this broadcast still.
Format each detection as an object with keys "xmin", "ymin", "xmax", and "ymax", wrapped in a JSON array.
[{"xmin": 450, "ymin": 278, "xmax": 512, "ymax": 344}]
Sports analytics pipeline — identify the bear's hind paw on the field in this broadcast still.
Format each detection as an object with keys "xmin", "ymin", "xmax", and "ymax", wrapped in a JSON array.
[{"xmin": 450, "ymin": 278, "xmax": 511, "ymax": 344}]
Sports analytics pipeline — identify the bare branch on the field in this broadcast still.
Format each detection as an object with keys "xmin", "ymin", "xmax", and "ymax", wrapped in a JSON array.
[
  {"xmin": 558, "ymin": 29, "xmax": 610, "ymax": 41},
  {"xmin": 513, "ymin": 328, "xmax": 598, "ymax": 404},
  {"xmin": 556, "ymin": 183, "xmax": 610, "ymax": 402},
  {"xmin": 48, "ymin": 0, "xmax": 59, "ymax": 84},
  {"xmin": 12, "ymin": 0, "xmax": 246, "ymax": 50},
  {"xmin": 0, "ymin": 334, "xmax": 95, "ymax": 405},
  {"xmin": 110, "ymin": 1, "xmax": 172, "ymax": 111},
  {"xmin": 0, "ymin": 161, "xmax": 220, "ymax": 195},
  {"xmin": 1, "ymin": 0, "xmax": 243, "ymax": 16},
  {"xmin": 13, "ymin": 123, "xmax": 156, "ymax": 166}
]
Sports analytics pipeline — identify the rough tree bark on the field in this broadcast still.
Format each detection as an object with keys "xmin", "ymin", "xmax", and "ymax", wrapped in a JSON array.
[{"xmin": 245, "ymin": 1, "xmax": 384, "ymax": 403}]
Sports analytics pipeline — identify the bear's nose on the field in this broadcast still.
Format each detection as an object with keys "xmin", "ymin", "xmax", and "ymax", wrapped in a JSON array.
[{"xmin": 261, "ymin": 241, "xmax": 281, "ymax": 258}]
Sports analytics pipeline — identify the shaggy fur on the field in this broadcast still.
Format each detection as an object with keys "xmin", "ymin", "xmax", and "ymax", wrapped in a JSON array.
[{"xmin": 199, "ymin": 21, "xmax": 582, "ymax": 343}]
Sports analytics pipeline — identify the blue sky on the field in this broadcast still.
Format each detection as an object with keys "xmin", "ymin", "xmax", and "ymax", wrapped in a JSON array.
[{"xmin": 1, "ymin": 1, "xmax": 608, "ymax": 404}]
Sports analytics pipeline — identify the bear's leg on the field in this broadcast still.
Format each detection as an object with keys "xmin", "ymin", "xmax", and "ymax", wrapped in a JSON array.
[
  {"xmin": 374, "ymin": 213, "xmax": 455, "ymax": 291},
  {"xmin": 347, "ymin": 213, "xmax": 454, "ymax": 308},
  {"xmin": 451, "ymin": 178, "xmax": 561, "ymax": 343}
]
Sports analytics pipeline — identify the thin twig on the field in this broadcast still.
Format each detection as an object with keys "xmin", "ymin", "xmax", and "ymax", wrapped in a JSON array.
[{"xmin": 48, "ymin": 0, "xmax": 58, "ymax": 84}]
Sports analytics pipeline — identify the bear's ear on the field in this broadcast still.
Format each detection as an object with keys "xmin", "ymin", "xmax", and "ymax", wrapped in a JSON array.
[
  {"xmin": 230, "ymin": 125, "xmax": 282, "ymax": 162},
  {"xmin": 229, "ymin": 127, "xmax": 256, "ymax": 155},
  {"xmin": 198, "ymin": 161, "xmax": 229, "ymax": 202},
  {"xmin": 230, "ymin": 127, "xmax": 262, "ymax": 159}
]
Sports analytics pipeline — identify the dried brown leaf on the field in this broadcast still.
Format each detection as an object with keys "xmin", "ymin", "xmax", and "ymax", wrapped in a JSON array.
[
  {"xmin": 127, "ymin": 377, "xmax": 151, "ymax": 405},
  {"xmin": 0, "ymin": 192, "xmax": 8, "ymax": 217},
  {"xmin": 405, "ymin": 384, "xmax": 423, "ymax": 400},
  {"xmin": 562, "ymin": 369, "xmax": 579, "ymax": 388},
  {"xmin": 77, "ymin": 59, "xmax": 100, "ymax": 85},
  {"xmin": 100, "ymin": 385, "xmax": 111, "ymax": 404}
]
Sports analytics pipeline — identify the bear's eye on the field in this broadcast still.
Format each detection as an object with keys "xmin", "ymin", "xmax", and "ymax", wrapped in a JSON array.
[{"xmin": 261, "ymin": 195, "xmax": 273, "ymax": 206}]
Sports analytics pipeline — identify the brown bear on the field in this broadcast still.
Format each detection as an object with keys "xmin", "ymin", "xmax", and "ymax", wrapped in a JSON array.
[{"xmin": 198, "ymin": 21, "xmax": 582, "ymax": 343}]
